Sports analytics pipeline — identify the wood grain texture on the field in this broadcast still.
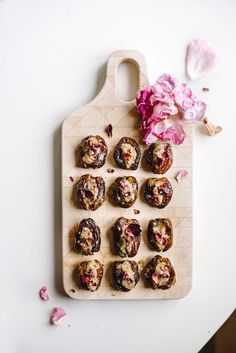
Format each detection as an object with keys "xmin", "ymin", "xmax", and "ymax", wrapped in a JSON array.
[{"xmin": 61, "ymin": 50, "xmax": 192, "ymax": 300}]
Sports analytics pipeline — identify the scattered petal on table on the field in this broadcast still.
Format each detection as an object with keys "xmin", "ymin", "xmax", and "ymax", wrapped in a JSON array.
[
  {"xmin": 175, "ymin": 170, "xmax": 188, "ymax": 183},
  {"xmin": 39, "ymin": 286, "xmax": 49, "ymax": 301},
  {"xmin": 186, "ymin": 39, "xmax": 222, "ymax": 81},
  {"xmin": 202, "ymin": 117, "xmax": 222, "ymax": 136},
  {"xmin": 50, "ymin": 307, "xmax": 67, "ymax": 326}
]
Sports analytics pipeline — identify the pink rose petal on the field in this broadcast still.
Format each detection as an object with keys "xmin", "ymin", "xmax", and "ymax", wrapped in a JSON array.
[
  {"xmin": 50, "ymin": 307, "xmax": 67, "ymax": 326},
  {"xmin": 143, "ymin": 118, "xmax": 186, "ymax": 145},
  {"xmin": 202, "ymin": 117, "xmax": 222, "ymax": 136},
  {"xmin": 186, "ymin": 39, "xmax": 222, "ymax": 81},
  {"xmin": 175, "ymin": 170, "xmax": 188, "ymax": 183},
  {"xmin": 39, "ymin": 286, "xmax": 49, "ymax": 301}
]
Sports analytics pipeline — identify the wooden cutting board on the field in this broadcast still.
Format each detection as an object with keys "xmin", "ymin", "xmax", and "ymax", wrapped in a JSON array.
[{"xmin": 61, "ymin": 50, "xmax": 192, "ymax": 300}]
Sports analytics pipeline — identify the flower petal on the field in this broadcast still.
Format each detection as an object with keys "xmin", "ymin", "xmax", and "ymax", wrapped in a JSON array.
[
  {"xmin": 143, "ymin": 119, "xmax": 186, "ymax": 145},
  {"xmin": 39, "ymin": 286, "xmax": 49, "ymax": 301},
  {"xmin": 182, "ymin": 100, "xmax": 207, "ymax": 123},
  {"xmin": 175, "ymin": 170, "xmax": 188, "ymax": 183},
  {"xmin": 186, "ymin": 39, "xmax": 222, "ymax": 81},
  {"xmin": 50, "ymin": 307, "xmax": 67, "ymax": 326}
]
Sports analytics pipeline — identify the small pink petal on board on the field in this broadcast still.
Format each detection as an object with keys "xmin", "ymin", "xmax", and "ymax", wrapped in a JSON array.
[
  {"xmin": 186, "ymin": 39, "xmax": 222, "ymax": 81},
  {"xmin": 175, "ymin": 170, "xmax": 188, "ymax": 183},
  {"xmin": 39, "ymin": 286, "xmax": 49, "ymax": 301},
  {"xmin": 50, "ymin": 307, "xmax": 67, "ymax": 326},
  {"xmin": 202, "ymin": 117, "xmax": 222, "ymax": 136}
]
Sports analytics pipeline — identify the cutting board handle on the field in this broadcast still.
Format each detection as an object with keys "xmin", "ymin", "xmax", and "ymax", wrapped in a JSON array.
[
  {"xmin": 106, "ymin": 50, "xmax": 149, "ymax": 104},
  {"xmin": 88, "ymin": 50, "xmax": 149, "ymax": 107}
]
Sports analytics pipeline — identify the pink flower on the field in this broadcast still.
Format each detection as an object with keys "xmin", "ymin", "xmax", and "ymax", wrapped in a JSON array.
[
  {"xmin": 186, "ymin": 39, "xmax": 222, "ymax": 81},
  {"xmin": 136, "ymin": 74, "xmax": 206, "ymax": 145},
  {"xmin": 50, "ymin": 307, "xmax": 67, "ymax": 326}
]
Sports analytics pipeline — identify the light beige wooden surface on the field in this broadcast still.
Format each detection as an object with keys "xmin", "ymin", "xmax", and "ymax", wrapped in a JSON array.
[{"xmin": 61, "ymin": 50, "xmax": 192, "ymax": 300}]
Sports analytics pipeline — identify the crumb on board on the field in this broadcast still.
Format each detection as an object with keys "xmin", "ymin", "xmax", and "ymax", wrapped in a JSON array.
[
  {"xmin": 134, "ymin": 209, "xmax": 140, "ymax": 214},
  {"xmin": 107, "ymin": 168, "xmax": 115, "ymax": 173},
  {"xmin": 202, "ymin": 87, "xmax": 210, "ymax": 92},
  {"xmin": 69, "ymin": 288, "xmax": 76, "ymax": 293},
  {"xmin": 69, "ymin": 176, "xmax": 74, "ymax": 182},
  {"xmin": 105, "ymin": 124, "xmax": 113, "ymax": 137}
]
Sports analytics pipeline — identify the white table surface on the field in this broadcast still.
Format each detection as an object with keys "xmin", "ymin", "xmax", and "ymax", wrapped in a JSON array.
[{"xmin": 0, "ymin": 1, "xmax": 236, "ymax": 352}]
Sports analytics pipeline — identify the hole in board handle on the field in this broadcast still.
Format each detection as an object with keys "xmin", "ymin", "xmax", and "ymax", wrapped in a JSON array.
[{"xmin": 117, "ymin": 60, "xmax": 139, "ymax": 103}]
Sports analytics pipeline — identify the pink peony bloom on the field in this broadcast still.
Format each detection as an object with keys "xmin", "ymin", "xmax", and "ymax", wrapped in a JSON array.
[
  {"xmin": 186, "ymin": 39, "xmax": 222, "ymax": 81},
  {"xmin": 136, "ymin": 74, "xmax": 206, "ymax": 145},
  {"xmin": 50, "ymin": 307, "xmax": 66, "ymax": 326}
]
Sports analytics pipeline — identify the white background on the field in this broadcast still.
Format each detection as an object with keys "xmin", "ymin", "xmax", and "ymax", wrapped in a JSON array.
[{"xmin": 0, "ymin": 1, "xmax": 236, "ymax": 353}]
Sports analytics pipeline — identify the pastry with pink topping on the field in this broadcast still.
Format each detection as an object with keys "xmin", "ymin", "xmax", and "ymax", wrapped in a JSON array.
[
  {"xmin": 148, "ymin": 218, "xmax": 173, "ymax": 252},
  {"xmin": 112, "ymin": 217, "xmax": 141, "ymax": 257},
  {"xmin": 74, "ymin": 218, "xmax": 101, "ymax": 255},
  {"xmin": 112, "ymin": 260, "xmax": 140, "ymax": 292},
  {"xmin": 72, "ymin": 174, "xmax": 105, "ymax": 210},
  {"xmin": 76, "ymin": 135, "xmax": 107, "ymax": 169},
  {"xmin": 144, "ymin": 177, "xmax": 173, "ymax": 208},
  {"xmin": 144, "ymin": 255, "xmax": 176, "ymax": 290},
  {"xmin": 78, "ymin": 260, "xmax": 103, "ymax": 292},
  {"xmin": 113, "ymin": 137, "xmax": 141, "ymax": 170},
  {"xmin": 112, "ymin": 176, "xmax": 138, "ymax": 208},
  {"xmin": 146, "ymin": 142, "xmax": 173, "ymax": 174}
]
